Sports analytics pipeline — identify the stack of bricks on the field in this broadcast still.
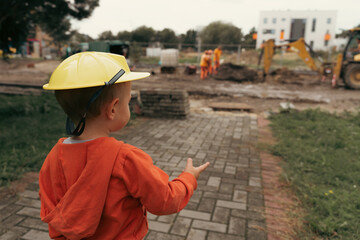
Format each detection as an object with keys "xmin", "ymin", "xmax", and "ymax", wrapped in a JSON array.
[{"xmin": 139, "ymin": 89, "xmax": 189, "ymax": 119}]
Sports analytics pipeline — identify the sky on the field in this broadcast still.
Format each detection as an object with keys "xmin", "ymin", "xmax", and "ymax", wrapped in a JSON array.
[{"xmin": 72, "ymin": 0, "xmax": 360, "ymax": 38}]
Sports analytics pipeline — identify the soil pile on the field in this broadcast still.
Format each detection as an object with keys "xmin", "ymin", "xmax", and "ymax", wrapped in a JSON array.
[
  {"xmin": 267, "ymin": 68, "xmax": 320, "ymax": 86},
  {"xmin": 214, "ymin": 63, "xmax": 259, "ymax": 82}
]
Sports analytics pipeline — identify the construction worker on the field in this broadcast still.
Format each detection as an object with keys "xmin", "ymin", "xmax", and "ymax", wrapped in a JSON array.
[
  {"xmin": 207, "ymin": 50, "xmax": 213, "ymax": 75},
  {"xmin": 200, "ymin": 50, "xmax": 209, "ymax": 79},
  {"xmin": 213, "ymin": 46, "xmax": 222, "ymax": 74}
]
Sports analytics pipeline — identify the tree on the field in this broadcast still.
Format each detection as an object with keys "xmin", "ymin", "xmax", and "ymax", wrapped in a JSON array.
[
  {"xmin": 97, "ymin": 31, "xmax": 116, "ymax": 40},
  {"xmin": 242, "ymin": 27, "xmax": 257, "ymax": 48},
  {"xmin": 156, "ymin": 28, "xmax": 178, "ymax": 48},
  {"xmin": 200, "ymin": 21, "xmax": 242, "ymax": 45},
  {"xmin": 181, "ymin": 29, "xmax": 197, "ymax": 45},
  {"xmin": 131, "ymin": 26, "xmax": 155, "ymax": 43},
  {"xmin": 0, "ymin": 0, "xmax": 99, "ymax": 52},
  {"xmin": 116, "ymin": 31, "xmax": 132, "ymax": 41}
]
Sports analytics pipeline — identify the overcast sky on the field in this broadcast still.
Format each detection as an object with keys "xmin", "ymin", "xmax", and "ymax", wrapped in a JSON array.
[{"xmin": 72, "ymin": 0, "xmax": 360, "ymax": 38}]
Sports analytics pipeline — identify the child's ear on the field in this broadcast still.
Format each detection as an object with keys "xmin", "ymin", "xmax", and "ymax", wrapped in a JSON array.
[{"xmin": 105, "ymin": 98, "xmax": 119, "ymax": 120}]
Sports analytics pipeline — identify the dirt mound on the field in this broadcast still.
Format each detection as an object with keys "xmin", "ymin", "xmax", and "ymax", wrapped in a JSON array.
[
  {"xmin": 267, "ymin": 67, "xmax": 320, "ymax": 85},
  {"xmin": 214, "ymin": 63, "xmax": 259, "ymax": 82}
]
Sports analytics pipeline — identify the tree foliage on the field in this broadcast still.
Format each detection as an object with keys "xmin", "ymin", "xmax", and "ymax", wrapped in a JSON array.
[
  {"xmin": 131, "ymin": 26, "xmax": 155, "ymax": 43},
  {"xmin": 98, "ymin": 31, "xmax": 116, "ymax": 40},
  {"xmin": 156, "ymin": 28, "xmax": 178, "ymax": 44},
  {"xmin": 0, "ymin": 0, "xmax": 99, "ymax": 50},
  {"xmin": 116, "ymin": 31, "xmax": 132, "ymax": 42},
  {"xmin": 242, "ymin": 27, "xmax": 257, "ymax": 48},
  {"xmin": 200, "ymin": 21, "xmax": 242, "ymax": 45},
  {"xmin": 181, "ymin": 29, "xmax": 197, "ymax": 45}
]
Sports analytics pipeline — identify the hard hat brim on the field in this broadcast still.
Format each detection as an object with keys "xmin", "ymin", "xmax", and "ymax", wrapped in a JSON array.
[{"xmin": 43, "ymin": 71, "xmax": 150, "ymax": 90}]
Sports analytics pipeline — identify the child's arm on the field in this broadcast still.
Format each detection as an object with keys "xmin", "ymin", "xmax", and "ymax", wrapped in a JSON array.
[{"xmin": 121, "ymin": 148, "xmax": 209, "ymax": 216}]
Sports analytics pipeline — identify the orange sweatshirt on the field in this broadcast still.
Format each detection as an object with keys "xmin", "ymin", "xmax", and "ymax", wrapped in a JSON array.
[{"xmin": 39, "ymin": 137, "xmax": 197, "ymax": 240}]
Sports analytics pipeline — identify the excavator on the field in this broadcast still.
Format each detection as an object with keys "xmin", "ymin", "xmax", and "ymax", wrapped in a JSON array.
[{"xmin": 259, "ymin": 28, "xmax": 360, "ymax": 89}]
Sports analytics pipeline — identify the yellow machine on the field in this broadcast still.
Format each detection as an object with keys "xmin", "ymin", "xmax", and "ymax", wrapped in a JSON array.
[
  {"xmin": 259, "ymin": 37, "xmax": 332, "ymax": 80},
  {"xmin": 259, "ymin": 28, "xmax": 360, "ymax": 89},
  {"xmin": 333, "ymin": 28, "xmax": 360, "ymax": 89}
]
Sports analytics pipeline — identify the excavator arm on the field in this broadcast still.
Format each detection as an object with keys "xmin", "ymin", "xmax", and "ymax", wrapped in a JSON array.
[{"xmin": 259, "ymin": 38, "xmax": 321, "ymax": 75}]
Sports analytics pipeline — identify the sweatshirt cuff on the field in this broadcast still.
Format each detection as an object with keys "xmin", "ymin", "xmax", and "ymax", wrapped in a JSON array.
[{"xmin": 178, "ymin": 172, "xmax": 198, "ymax": 191}]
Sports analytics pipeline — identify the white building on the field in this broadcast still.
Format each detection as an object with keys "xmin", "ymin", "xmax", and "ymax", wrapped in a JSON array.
[{"xmin": 256, "ymin": 10, "xmax": 337, "ymax": 51}]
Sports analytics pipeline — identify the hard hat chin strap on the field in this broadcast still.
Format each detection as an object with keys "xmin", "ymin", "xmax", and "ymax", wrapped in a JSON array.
[{"xmin": 66, "ymin": 69, "xmax": 126, "ymax": 136}]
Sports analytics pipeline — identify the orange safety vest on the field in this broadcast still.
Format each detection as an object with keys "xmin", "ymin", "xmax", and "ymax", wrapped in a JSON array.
[{"xmin": 213, "ymin": 48, "xmax": 222, "ymax": 62}]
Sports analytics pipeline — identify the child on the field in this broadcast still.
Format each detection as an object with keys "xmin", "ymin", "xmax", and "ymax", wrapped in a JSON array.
[{"xmin": 39, "ymin": 52, "xmax": 210, "ymax": 240}]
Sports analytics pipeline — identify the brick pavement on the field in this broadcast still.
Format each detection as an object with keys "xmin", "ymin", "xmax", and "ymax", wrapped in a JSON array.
[{"xmin": 0, "ymin": 112, "xmax": 267, "ymax": 240}]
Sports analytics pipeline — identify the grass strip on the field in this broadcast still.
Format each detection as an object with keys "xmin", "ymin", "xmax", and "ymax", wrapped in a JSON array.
[
  {"xmin": 0, "ymin": 93, "xmax": 65, "ymax": 186},
  {"xmin": 270, "ymin": 109, "xmax": 360, "ymax": 239}
]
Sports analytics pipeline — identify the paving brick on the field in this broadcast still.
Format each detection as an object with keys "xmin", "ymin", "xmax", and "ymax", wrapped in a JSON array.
[
  {"xmin": 219, "ymin": 183, "xmax": 234, "ymax": 194},
  {"xmin": 170, "ymin": 217, "xmax": 191, "ymax": 236},
  {"xmin": 192, "ymin": 220, "xmax": 227, "ymax": 233},
  {"xmin": 148, "ymin": 220, "xmax": 171, "ymax": 233},
  {"xmin": 186, "ymin": 228, "xmax": 207, "ymax": 240},
  {"xmin": 179, "ymin": 209, "xmax": 211, "ymax": 221},
  {"xmin": 157, "ymin": 214, "xmax": 176, "ymax": 223},
  {"xmin": 145, "ymin": 231, "xmax": 184, "ymax": 240},
  {"xmin": 197, "ymin": 198, "xmax": 215, "ymax": 213},
  {"xmin": 15, "ymin": 198, "xmax": 41, "ymax": 208},
  {"xmin": 1, "ymin": 214, "xmax": 25, "ymax": 229},
  {"xmin": 16, "ymin": 207, "xmax": 40, "ymax": 219},
  {"xmin": 224, "ymin": 165, "xmax": 236, "ymax": 175},
  {"xmin": 184, "ymin": 201, "xmax": 198, "ymax": 210},
  {"xmin": 19, "ymin": 217, "xmax": 48, "ymax": 231},
  {"xmin": 203, "ymin": 192, "xmax": 232, "ymax": 201},
  {"xmin": 233, "ymin": 190, "xmax": 247, "ymax": 203},
  {"xmin": 216, "ymin": 200, "xmax": 246, "ymax": 210},
  {"xmin": 212, "ymin": 207, "xmax": 230, "ymax": 224},
  {"xmin": 0, "ymin": 204, "xmax": 22, "ymax": 221},
  {"xmin": 228, "ymin": 216, "xmax": 246, "ymax": 235},
  {"xmin": 21, "ymin": 230, "xmax": 50, "ymax": 240},
  {"xmin": 18, "ymin": 190, "xmax": 39, "ymax": 200},
  {"xmin": 208, "ymin": 232, "xmax": 244, "ymax": 240},
  {"xmin": 207, "ymin": 176, "xmax": 221, "ymax": 188}
]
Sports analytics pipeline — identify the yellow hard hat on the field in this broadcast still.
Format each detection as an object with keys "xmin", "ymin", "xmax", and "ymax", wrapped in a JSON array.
[{"xmin": 43, "ymin": 52, "xmax": 150, "ymax": 90}]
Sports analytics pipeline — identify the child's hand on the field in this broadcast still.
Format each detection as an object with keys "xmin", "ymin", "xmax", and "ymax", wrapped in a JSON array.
[{"xmin": 184, "ymin": 158, "xmax": 210, "ymax": 180}]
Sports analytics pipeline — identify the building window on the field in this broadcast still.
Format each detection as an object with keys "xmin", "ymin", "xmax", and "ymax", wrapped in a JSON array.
[
  {"xmin": 324, "ymin": 40, "xmax": 329, "ymax": 46},
  {"xmin": 272, "ymin": 18, "xmax": 276, "ymax": 24},
  {"xmin": 312, "ymin": 18, "xmax": 316, "ymax": 32},
  {"xmin": 282, "ymin": 18, "xmax": 286, "ymax": 22},
  {"xmin": 327, "ymin": 18, "xmax": 331, "ymax": 24},
  {"xmin": 264, "ymin": 18, "xmax": 268, "ymax": 24},
  {"xmin": 263, "ymin": 29, "xmax": 275, "ymax": 34}
]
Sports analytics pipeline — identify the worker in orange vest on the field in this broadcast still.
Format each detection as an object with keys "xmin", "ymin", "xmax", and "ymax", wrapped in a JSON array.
[
  {"xmin": 200, "ymin": 50, "xmax": 209, "ymax": 80},
  {"xmin": 207, "ymin": 50, "xmax": 213, "ymax": 75},
  {"xmin": 213, "ymin": 46, "xmax": 222, "ymax": 74}
]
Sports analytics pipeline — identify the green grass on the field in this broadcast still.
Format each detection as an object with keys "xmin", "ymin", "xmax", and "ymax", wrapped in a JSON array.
[
  {"xmin": 270, "ymin": 109, "xmax": 360, "ymax": 239},
  {"xmin": 0, "ymin": 93, "xmax": 66, "ymax": 186}
]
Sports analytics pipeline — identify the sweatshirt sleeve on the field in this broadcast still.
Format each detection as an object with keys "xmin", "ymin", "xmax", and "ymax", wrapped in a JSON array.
[{"xmin": 121, "ymin": 147, "xmax": 197, "ymax": 215}]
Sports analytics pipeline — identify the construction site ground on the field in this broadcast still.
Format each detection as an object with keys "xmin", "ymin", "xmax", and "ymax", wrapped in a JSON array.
[{"xmin": 1, "ymin": 58, "xmax": 360, "ymax": 114}]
